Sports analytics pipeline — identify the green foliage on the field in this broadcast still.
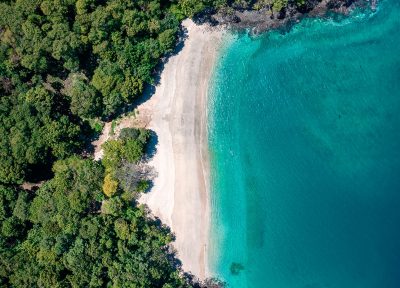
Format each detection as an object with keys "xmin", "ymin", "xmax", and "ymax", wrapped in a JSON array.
[
  {"xmin": 102, "ymin": 173, "xmax": 118, "ymax": 197},
  {"xmin": 102, "ymin": 128, "xmax": 150, "ymax": 173},
  {"xmin": 0, "ymin": 185, "xmax": 30, "ymax": 284},
  {"xmin": 271, "ymin": 0, "xmax": 288, "ymax": 12},
  {"xmin": 65, "ymin": 74, "xmax": 102, "ymax": 119},
  {"xmin": 178, "ymin": 0, "xmax": 206, "ymax": 18},
  {"xmin": 101, "ymin": 140, "xmax": 124, "ymax": 172},
  {"xmin": 91, "ymin": 61, "xmax": 126, "ymax": 115},
  {"xmin": 137, "ymin": 180, "xmax": 150, "ymax": 193},
  {"xmin": 0, "ymin": 157, "xmax": 189, "ymax": 287},
  {"xmin": 101, "ymin": 128, "xmax": 150, "ymax": 199},
  {"xmin": 0, "ymin": 86, "xmax": 81, "ymax": 184},
  {"xmin": 81, "ymin": 1, "xmax": 180, "ymax": 115},
  {"xmin": 88, "ymin": 118, "xmax": 104, "ymax": 134},
  {"xmin": 29, "ymin": 157, "xmax": 104, "ymax": 226}
]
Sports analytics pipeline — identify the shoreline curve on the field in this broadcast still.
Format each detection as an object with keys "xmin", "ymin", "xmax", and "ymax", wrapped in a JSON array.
[{"xmin": 138, "ymin": 19, "xmax": 226, "ymax": 279}]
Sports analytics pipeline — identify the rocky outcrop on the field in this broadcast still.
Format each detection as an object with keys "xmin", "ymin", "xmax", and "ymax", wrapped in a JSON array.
[{"xmin": 203, "ymin": 0, "xmax": 374, "ymax": 35}]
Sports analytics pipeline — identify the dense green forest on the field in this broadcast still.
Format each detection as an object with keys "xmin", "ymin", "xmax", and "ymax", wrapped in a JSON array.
[
  {"xmin": 0, "ymin": 128, "xmax": 197, "ymax": 287},
  {"xmin": 0, "ymin": 0, "xmax": 320, "ymax": 286}
]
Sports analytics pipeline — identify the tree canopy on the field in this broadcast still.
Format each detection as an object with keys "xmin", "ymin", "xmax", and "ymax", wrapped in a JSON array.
[{"xmin": 0, "ymin": 156, "xmax": 189, "ymax": 287}]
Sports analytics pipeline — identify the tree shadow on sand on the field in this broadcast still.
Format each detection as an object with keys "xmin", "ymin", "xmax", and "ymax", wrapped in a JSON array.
[{"xmin": 144, "ymin": 129, "xmax": 158, "ymax": 161}]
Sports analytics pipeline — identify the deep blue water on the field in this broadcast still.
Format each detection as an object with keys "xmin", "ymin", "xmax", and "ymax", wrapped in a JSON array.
[{"xmin": 208, "ymin": 1, "xmax": 400, "ymax": 287}]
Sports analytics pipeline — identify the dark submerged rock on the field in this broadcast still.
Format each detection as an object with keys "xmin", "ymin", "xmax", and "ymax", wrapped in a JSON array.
[{"xmin": 205, "ymin": 0, "xmax": 373, "ymax": 35}]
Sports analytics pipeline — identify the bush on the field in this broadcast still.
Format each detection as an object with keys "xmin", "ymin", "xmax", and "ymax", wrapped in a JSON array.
[{"xmin": 102, "ymin": 173, "xmax": 118, "ymax": 197}]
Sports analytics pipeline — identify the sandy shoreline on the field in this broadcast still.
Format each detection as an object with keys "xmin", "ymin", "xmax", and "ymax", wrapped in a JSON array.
[{"xmin": 138, "ymin": 20, "xmax": 225, "ymax": 279}]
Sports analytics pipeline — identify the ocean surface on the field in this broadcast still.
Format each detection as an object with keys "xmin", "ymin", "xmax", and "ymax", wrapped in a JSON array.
[{"xmin": 208, "ymin": 1, "xmax": 400, "ymax": 287}]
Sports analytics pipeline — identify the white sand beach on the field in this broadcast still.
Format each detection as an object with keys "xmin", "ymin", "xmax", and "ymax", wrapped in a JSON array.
[
  {"xmin": 138, "ymin": 20, "xmax": 225, "ymax": 279},
  {"xmin": 92, "ymin": 19, "xmax": 225, "ymax": 279}
]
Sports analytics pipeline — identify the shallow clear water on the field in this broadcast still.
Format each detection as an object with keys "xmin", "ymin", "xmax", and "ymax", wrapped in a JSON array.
[{"xmin": 208, "ymin": 1, "xmax": 400, "ymax": 287}]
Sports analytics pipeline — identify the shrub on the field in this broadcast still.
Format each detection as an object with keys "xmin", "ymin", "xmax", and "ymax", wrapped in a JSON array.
[{"xmin": 102, "ymin": 173, "xmax": 118, "ymax": 197}]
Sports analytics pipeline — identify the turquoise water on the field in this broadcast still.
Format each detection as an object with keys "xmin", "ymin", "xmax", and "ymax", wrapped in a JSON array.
[{"xmin": 208, "ymin": 1, "xmax": 400, "ymax": 287}]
